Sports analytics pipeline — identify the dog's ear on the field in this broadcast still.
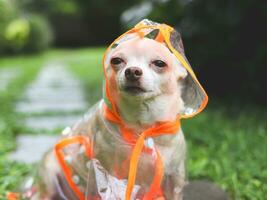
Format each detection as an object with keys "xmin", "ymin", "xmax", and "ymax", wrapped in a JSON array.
[
  {"xmin": 180, "ymin": 74, "xmax": 207, "ymax": 116},
  {"xmin": 172, "ymin": 55, "xmax": 188, "ymax": 80},
  {"xmin": 170, "ymin": 29, "xmax": 185, "ymax": 55},
  {"xmin": 169, "ymin": 29, "xmax": 208, "ymax": 117},
  {"xmin": 170, "ymin": 30, "xmax": 188, "ymax": 80}
]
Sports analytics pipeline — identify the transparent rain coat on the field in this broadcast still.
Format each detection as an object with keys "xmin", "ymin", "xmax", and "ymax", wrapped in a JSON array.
[{"xmin": 14, "ymin": 19, "xmax": 208, "ymax": 200}]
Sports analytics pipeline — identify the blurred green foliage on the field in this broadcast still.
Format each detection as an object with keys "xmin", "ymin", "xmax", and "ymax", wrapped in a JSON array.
[
  {"xmin": 0, "ymin": 0, "xmax": 52, "ymax": 54},
  {"xmin": 19, "ymin": 0, "xmax": 139, "ymax": 46},
  {"xmin": 180, "ymin": 0, "xmax": 267, "ymax": 104},
  {"xmin": 0, "ymin": 0, "xmax": 17, "ymax": 53},
  {"xmin": 4, "ymin": 18, "xmax": 30, "ymax": 50},
  {"xmin": 23, "ymin": 14, "xmax": 53, "ymax": 52}
]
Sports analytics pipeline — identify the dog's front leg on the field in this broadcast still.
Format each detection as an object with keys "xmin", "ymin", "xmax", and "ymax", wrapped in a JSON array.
[
  {"xmin": 160, "ymin": 134, "xmax": 186, "ymax": 199},
  {"xmin": 165, "ymin": 174, "xmax": 185, "ymax": 200},
  {"xmin": 163, "ymin": 160, "xmax": 185, "ymax": 200}
]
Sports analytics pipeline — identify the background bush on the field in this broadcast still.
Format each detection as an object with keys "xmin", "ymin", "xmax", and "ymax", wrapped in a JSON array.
[
  {"xmin": 19, "ymin": 0, "xmax": 138, "ymax": 46},
  {"xmin": 179, "ymin": 0, "xmax": 267, "ymax": 104},
  {"xmin": 23, "ymin": 14, "xmax": 53, "ymax": 52},
  {"xmin": 4, "ymin": 18, "xmax": 30, "ymax": 51},
  {"xmin": 0, "ymin": 0, "xmax": 53, "ymax": 54},
  {"xmin": 0, "ymin": 0, "xmax": 18, "ymax": 53}
]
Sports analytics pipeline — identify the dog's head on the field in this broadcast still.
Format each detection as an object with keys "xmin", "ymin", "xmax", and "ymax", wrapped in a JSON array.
[
  {"xmin": 103, "ymin": 19, "xmax": 208, "ymax": 121},
  {"xmin": 109, "ymin": 37, "xmax": 187, "ymax": 100}
]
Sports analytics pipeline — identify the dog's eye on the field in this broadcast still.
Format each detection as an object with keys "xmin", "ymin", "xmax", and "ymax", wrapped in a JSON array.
[
  {"xmin": 111, "ymin": 57, "xmax": 124, "ymax": 65},
  {"xmin": 152, "ymin": 60, "xmax": 167, "ymax": 68}
]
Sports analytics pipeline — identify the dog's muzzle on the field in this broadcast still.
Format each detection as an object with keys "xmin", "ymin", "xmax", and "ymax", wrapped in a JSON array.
[
  {"xmin": 123, "ymin": 67, "xmax": 146, "ymax": 94},
  {"xmin": 125, "ymin": 67, "xmax": 143, "ymax": 82}
]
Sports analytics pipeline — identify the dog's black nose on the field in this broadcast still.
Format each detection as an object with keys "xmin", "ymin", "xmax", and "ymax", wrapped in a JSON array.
[{"xmin": 125, "ymin": 67, "xmax": 143, "ymax": 81}]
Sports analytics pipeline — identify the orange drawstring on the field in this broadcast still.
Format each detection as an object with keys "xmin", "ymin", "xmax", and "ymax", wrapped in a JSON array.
[
  {"xmin": 6, "ymin": 192, "xmax": 20, "ymax": 200},
  {"xmin": 54, "ymin": 136, "xmax": 93, "ymax": 200},
  {"xmin": 104, "ymin": 104, "xmax": 181, "ymax": 200},
  {"xmin": 143, "ymin": 149, "xmax": 164, "ymax": 199}
]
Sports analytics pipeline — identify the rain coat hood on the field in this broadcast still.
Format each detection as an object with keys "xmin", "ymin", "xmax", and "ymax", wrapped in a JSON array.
[{"xmin": 103, "ymin": 19, "xmax": 208, "ymax": 119}]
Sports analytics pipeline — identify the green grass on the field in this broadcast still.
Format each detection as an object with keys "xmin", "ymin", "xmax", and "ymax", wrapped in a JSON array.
[
  {"xmin": 65, "ymin": 47, "xmax": 104, "ymax": 103},
  {"xmin": 183, "ymin": 104, "xmax": 267, "ymax": 200},
  {"xmin": 0, "ymin": 48, "xmax": 266, "ymax": 200}
]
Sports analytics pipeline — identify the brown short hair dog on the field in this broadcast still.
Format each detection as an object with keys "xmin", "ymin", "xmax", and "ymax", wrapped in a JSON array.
[{"xmin": 26, "ymin": 19, "xmax": 208, "ymax": 200}]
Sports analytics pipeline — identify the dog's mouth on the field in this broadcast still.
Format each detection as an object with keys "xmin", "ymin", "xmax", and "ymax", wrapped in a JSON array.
[{"xmin": 123, "ymin": 85, "xmax": 146, "ymax": 94}]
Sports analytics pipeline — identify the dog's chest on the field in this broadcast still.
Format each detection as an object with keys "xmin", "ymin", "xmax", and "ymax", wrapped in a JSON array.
[
  {"xmin": 55, "ymin": 109, "xmax": 184, "ymax": 199},
  {"xmin": 93, "ymin": 129, "xmax": 157, "ymax": 185}
]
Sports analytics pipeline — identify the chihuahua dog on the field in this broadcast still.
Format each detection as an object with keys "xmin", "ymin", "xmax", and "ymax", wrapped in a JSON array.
[{"xmin": 28, "ymin": 20, "xmax": 207, "ymax": 200}]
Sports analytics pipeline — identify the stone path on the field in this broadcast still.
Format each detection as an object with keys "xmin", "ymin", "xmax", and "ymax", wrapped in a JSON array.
[
  {"xmin": 8, "ymin": 135, "xmax": 60, "ymax": 164},
  {"xmin": 0, "ymin": 68, "xmax": 20, "ymax": 91},
  {"xmin": 25, "ymin": 115, "xmax": 81, "ymax": 131},
  {"xmin": 16, "ymin": 63, "xmax": 87, "ymax": 114},
  {"xmin": 9, "ymin": 62, "xmax": 88, "ymax": 163}
]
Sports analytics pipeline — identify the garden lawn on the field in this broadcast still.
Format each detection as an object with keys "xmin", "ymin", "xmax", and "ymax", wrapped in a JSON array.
[
  {"xmin": 183, "ymin": 105, "xmax": 267, "ymax": 200},
  {"xmin": 0, "ymin": 48, "xmax": 266, "ymax": 200}
]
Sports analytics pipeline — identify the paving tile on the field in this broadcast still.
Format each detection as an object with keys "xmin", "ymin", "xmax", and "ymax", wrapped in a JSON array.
[
  {"xmin": 16, "ymin": 63, "xmax": 87, "ymax": 113},
  {"xmin": 25, "ymin": 115, "xmax": 81, "ymax": 131},
  {"xmin": 9, "ymin": 135, "xmax": 60, "ymax": 164}
]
